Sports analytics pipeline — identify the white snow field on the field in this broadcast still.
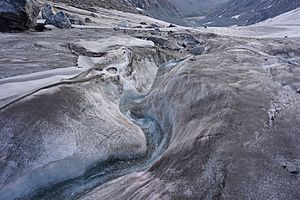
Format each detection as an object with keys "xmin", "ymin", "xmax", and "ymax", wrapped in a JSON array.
[
  {"xmin": 195, "ymin": 7, "xmax": 300, "ymax": 38},
  {"xmin": 257, "ymin": 7, "xmax": 300, "ymax": 26}
]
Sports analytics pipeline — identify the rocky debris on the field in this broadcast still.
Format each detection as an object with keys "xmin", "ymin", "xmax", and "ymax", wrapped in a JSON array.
[
  {"xmin": 45, "ymin": 11, "xmax": 72, "ymax": 28},
  {"xmin": 283, "ymin": 162, "xmax": 299, "ymax": 174},
  {"xmin": 84, "ymin": 17, "xmax": 92, "ymax": 23},
  {"xmin": 175, "ymin": 33, "xmax": 200, "ymax": 48},
  {"xmin": 42, "ymin": 3, "xmax": 71, "ymax": 28},
  {"xmin": 132, "ymin": 25, "xmax": 142, "ymax": 28},
  {"xmin": 137, "ymin": 33, "xmax": 204, "ymax": 52},
  {"xmin": 0, "ymin": 0, "xmax": 40, "ymax": 32},
  {"xmin": 118, "ymin": 20, "xmax": 129, "ymax": 28},
  {"xmin": 145, "ymin": 23, "xmax": 161, "ymax": 29},
  {"xmin": 41, "ymin": 3, "xmax": 55, "ymax": 19},
  {"xmin": 34, "ymin": 23, "xmax": 46, "ymax": 32},
  {"xmin": 154, "ymin": 27, "xmax": 160, "ymax": 32},
  {"xmin": 65, "ymin": 13, "xmax": 85, "ymax": 25},
  {"xmin": 140, "ymin": 36, "xmax": 182, "ymax": 51},
  {"xmin": 190, "ymin": 45, "xmax": 205, "ymax": 55},
  {"xmin": 167, "ymin": 23, "xmax": 177, "ymax": 28},
  {"xmin": 90, "ymin": 12, "xmax": 98, "ymax": 18}
]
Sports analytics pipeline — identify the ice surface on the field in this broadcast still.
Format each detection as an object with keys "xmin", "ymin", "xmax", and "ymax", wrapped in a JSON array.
[{"xmin": 0, "ymin": 67, "xmax": 82, "ymax": 108}]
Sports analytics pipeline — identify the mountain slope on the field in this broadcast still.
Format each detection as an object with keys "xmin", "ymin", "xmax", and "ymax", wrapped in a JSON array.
[
  {"xmin": 168, "ymin": 0, "xmax": 229, "ymax": 17},
  {"xmin": 130, "ymin": 0, "xmax": 184, "ymax": 25},
  {"xmin": 49, "ymin": 0, "xmax": 185, "ymax": 25},
  {"xmin": 199, "ymin": 0, "xmax": 300, "ymax": 26}
]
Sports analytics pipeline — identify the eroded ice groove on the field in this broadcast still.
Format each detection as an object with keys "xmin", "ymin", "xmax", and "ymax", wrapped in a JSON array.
[
  {"xmin": 77, "ymin": 38, "xmax": 300, "ymax": 200},
  {"xmin": 0, "ymin": 34, "xmax": 182, "ymax": 200},
  {"xmin": 19, "ymin": 57, "xmax": 190, "ymax": 200},
  {"xmin": 25, "ymin": 94, "xmax": 166, "ymax": 200},
  {"xmin": 0, "ymin": 78, "xmax": 150, "ymax": 200},
  {"xmin": 20, "ymin": 50, "xmax": 177, "ymax": 200}
]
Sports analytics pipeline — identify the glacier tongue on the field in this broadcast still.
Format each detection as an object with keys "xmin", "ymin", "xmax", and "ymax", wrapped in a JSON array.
[{"xmin": 1, "ymin": 2, "xmax": 300, "ymax": 200}]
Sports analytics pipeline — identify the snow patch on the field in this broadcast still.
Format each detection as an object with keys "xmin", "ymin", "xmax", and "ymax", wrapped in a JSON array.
[
  {"xmin": 203, "ymin": 21, "xmax": 214, "ymax": 25},
  {"xmin": 231, "ymin": 14, "xmax": 241, "ymax": 19},
  {"xmin": 136, "ymin": 7, "xmax": 144, "ymax": 12}
]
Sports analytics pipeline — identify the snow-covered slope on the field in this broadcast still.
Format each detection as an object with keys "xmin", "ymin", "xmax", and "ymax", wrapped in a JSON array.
[
  {"xmin": 198, "ymin": 0, "xmax": 300, "ymax": 26},
  {"xmin": 193, "ymin": 7, "xmax": 300, "ymax": 38},
  {"xmin": 257, "ymin": 8, "xmax": 300, "ymax": 26}
]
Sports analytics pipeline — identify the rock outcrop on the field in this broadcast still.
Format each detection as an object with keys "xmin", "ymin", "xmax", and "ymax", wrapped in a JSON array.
[
  {"xmin": 0, "ymin": 0, "xmax": 40, "ymax": 31},
  {"xmin": 42, "ymin": 4, "xmax": 71, "ymax": 28}
]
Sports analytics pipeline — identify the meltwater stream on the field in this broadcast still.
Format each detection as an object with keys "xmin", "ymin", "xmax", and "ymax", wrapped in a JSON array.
[{"xmin": 24, "ymin": 59, "xmax": 182, "ymax": 200}]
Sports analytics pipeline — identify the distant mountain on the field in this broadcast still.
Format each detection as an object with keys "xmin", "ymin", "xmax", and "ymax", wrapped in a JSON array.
[
  {"xmin": 168, "ymin": 0, "xmax": 229, "ymax": 18},
  {"xmin": 198, "ymin": 0, "xmax": 300, "ymax": 26},
  {"xmin": 130, "ymin": 0, "xmax": 185, "ymax": 25}
]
